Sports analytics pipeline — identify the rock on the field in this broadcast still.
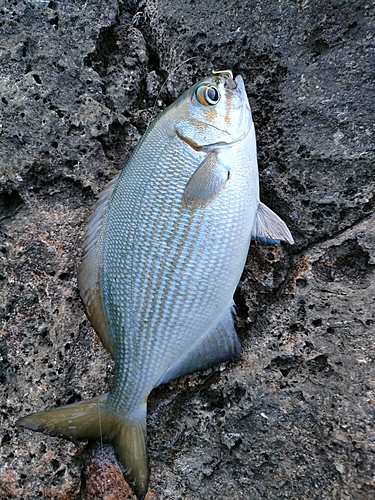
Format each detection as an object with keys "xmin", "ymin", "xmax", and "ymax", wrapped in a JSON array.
[{"xmin": 0, "ymin": 0, "xmax": 374, "ymax": 499}]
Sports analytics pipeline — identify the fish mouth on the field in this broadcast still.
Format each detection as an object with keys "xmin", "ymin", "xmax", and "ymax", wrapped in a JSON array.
[
  {"xmin": 212, "ymin": 69, "xmax": 237, "ymax": 89},
  {"xmin": 212, "ymin": 69, "xmax": 238, "ymax": 91}
]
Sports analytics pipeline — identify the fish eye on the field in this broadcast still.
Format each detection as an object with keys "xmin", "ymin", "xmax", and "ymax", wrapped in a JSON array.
[{"xmin": 195, "ymin": 84, "xmax": 220, "ymax": 106}]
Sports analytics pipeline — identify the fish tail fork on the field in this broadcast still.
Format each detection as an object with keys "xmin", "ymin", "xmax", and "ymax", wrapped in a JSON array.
[{"xmin": 16, "ymin": 395, "xmax": 149, "ymax": 500}]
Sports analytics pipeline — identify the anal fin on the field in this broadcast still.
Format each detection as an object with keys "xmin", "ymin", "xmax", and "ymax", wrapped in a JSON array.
[{"xmin": 157, "ymin": 305, "xmax": 241, "ymax": 386}]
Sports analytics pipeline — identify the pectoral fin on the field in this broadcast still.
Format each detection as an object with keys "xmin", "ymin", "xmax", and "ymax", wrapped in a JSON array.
[
  {"xmin": 183, "ymin": 152, "xmax": 229, "ymax": 208},
  {"xmin": 252, "ymin": 202, "xmax": 294, "ymax": 244},
  {"xmin": 157, "ymin": 305, "xmax": 241, "ymax": 386}
]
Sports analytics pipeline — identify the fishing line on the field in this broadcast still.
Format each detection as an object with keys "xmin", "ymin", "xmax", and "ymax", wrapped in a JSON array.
[
  {"xmin": 97, "ymin": 400, "xmax": 106, "ymax": 498},
  {"xmin": 151, "ymin": 56, "xmax": 199, "ymax": 119}
]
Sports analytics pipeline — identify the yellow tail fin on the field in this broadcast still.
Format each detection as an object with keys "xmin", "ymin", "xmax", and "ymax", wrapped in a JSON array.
[{"xmin": 17, "ymin": 395, "xmax": 148, "ymax": 500}]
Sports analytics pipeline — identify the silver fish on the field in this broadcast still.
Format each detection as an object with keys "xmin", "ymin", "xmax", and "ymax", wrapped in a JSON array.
[{"xmin": 17, "ymin": 70, "xmax": 293, "ymax": 499}]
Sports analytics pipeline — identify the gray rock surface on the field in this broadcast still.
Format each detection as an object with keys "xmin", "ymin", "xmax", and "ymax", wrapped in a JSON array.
[{"xmin": 0, "ymin": 0, "xmax": 374, "ymax": 498}]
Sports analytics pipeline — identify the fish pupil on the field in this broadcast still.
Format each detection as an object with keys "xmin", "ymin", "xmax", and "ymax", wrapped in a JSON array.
[{"xmin": 206, "ymin": 86, "xmax": 219, "ymax": 104}]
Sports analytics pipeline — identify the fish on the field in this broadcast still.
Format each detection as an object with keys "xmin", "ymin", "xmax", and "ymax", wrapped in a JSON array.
[{"xmin": 17, "ymin": 70, "xmax": 293, "ymax": 499}]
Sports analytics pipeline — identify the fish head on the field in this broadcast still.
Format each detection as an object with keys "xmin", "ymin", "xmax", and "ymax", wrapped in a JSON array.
[{"xmin": 173, "ymin": 70, "xmax": 253, "ymax": 150}]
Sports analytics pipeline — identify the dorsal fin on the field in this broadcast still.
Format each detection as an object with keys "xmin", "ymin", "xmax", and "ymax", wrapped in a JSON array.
[{"xmin": 77, "ymin": 175, "xmax": 119, "ymax": 357}]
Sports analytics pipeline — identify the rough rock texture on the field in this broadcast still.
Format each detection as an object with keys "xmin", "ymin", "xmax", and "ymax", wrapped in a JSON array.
[{"xmin": 0, "ymin": 0, "xmax": 374, "ymax": 499}]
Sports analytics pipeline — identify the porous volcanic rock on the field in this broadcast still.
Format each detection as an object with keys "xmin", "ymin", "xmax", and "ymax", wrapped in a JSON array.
[{"xmin": 0, "ymin": 1, "xmax": 374, "ymax": 499}]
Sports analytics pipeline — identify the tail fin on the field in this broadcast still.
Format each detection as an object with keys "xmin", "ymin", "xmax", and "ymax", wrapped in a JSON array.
[{"xmin": 17, "ymin": 395, "xmax": 149, "ymax": 500}]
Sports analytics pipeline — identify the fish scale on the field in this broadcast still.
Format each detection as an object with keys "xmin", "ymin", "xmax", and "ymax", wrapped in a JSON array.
[
  {"xmin": 17, "ymin": 71, "xmax": 294, "ymax": 500},
  {"xmin": 106, "ymin": 141, "xmax": 254, "ymax": 412}
]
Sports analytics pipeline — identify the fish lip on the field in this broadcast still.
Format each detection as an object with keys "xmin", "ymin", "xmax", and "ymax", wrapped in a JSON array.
[
  {"xmin": 234, "ymin": 75, "xmax": 245, "ymax": 93},
  {"xmin": 234, "ymin": 75, "xmax": 250, "ymax": 112},
  {"xmin": 234, "ymin": 74, "xmax": 252, "ymax": 133}
]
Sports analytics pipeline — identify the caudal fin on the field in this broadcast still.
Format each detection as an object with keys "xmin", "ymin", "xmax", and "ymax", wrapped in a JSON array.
[{"xmin": 17, "ymin": 395, "xmax": 149, "ymax": 500}]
